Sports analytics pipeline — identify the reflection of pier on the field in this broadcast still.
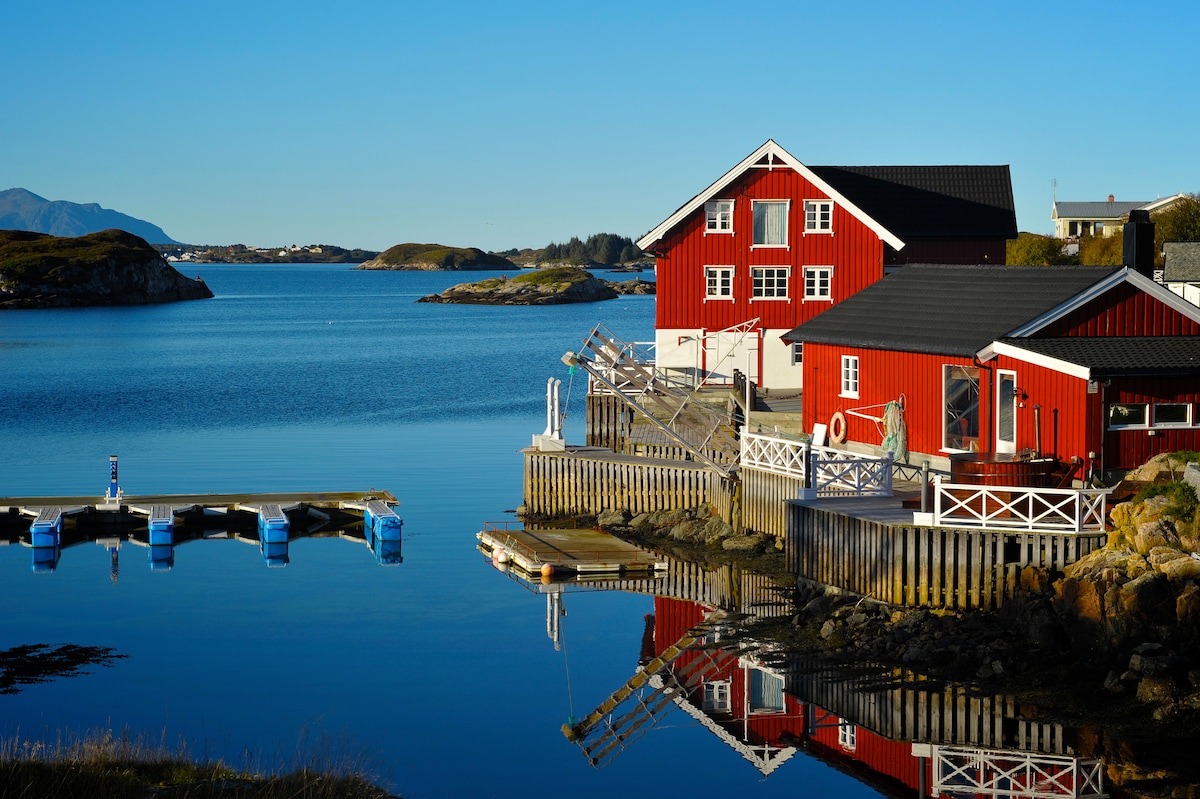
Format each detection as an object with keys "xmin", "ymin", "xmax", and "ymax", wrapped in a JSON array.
[{"xmin": 2, "ymin": 484, "xmax": 403, "ymax": 573}]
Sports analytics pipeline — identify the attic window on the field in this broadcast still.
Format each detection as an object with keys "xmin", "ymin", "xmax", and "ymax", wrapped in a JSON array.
[
  {"xmin": 751, "ymin": 201, "xmax": 788, "ymax": 247},
  {"xmin": 705, "ymin": 200, "xmax": 734, "ymax": 234},
  {"xmin": 804, "ymin": 200, "xmax": 833, "ymax": 233}
]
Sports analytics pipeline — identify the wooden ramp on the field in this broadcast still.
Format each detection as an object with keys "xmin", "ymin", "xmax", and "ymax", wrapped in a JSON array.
[{"xmin": 477, "ymin": 524, "xmax": 666, "ymax": 576}]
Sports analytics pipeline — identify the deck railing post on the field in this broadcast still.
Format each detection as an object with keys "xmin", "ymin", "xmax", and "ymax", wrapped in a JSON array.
[{"xmin": 921, "ymin": 462, "xmax": 930, "ymax": 514}]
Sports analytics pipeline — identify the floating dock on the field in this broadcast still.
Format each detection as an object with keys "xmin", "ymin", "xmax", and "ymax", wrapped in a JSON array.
[{"xmin": 476, "ymin": 522, "xmax": 667, "ymax": 578}]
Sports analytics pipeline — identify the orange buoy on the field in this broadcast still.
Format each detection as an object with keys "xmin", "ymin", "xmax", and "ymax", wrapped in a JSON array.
[
  {"xmin": 829, "ymin": 411, "xmax": 848, "ymax": 445},
  {"xmin": 540, "ymin": 562, "xmax": 555, "ymax": 578}
]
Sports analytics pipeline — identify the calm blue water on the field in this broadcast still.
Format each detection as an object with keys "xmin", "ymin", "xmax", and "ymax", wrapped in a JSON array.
[{"xmin": 0, "ymin": 265, "xmax": 879, "ymax": 797}]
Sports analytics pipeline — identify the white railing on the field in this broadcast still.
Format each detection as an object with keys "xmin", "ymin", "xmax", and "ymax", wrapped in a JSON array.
[
  {"xmin": 739, "ymin": 431, "xmax": 893, "ymax": 498},
  {"xmin": 918, "ymin": 475, "xmax": 1109, "ymax": 534},
  {"xmin": 931, "ymin": 745, "xmax": 1106, "ymax": 798}
]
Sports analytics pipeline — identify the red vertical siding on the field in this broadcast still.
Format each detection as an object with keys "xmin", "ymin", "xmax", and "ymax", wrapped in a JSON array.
[
  {"xmin": 1101, "ymin": 377, "xmax": 1200, "ymax": 469},
  {"xmin": 1036, "ymin": 282, "xmax": 1200, "ymax": 337},
  {"xmin": 654, "ymin": 165, "xmax": 886, "ymax": 334}
]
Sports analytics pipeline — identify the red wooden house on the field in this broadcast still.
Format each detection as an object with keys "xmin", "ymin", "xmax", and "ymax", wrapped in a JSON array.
[
  {"xmin": 635, "ymin": 140, "xmax": 1016, "ymax": 390},
  {"xmin": 782, "ymin": 224, "xmax": 1200, "ymax": 474}
]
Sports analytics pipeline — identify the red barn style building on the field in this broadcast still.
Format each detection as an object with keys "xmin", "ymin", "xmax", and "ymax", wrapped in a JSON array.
[
  {"xmin": 782, "ymin": 255, "xmax": 1200, "ymax": 474},
  {"xmin": 635, "ymin": 140, "xmax": 1017, "ymax": 390}
]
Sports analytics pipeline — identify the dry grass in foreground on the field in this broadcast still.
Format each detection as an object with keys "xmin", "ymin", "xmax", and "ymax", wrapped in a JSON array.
[{"xmin": 0, "ymin": 729, "xmax": 398, "ymax": 798}]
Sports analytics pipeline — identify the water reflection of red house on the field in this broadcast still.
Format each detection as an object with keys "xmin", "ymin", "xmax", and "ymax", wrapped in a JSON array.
[
  {"xmin": 648, "ymin": 597, "xmax": 1112, "ymax": 798},
  {"xmin": 651, "ymin": 596, "xmax": 920, "ymax": 788}
]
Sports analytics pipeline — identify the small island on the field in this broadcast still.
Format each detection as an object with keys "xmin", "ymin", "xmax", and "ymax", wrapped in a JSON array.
[
  {"xmin": 356, "ymin": 242, "xmax": 516, "ymax": 271},
  {"xmin": 0, "ymin": 229, "xmax": 213, "ymax": 309},
  {"xmin": 417, "ymin": 266, "xmax": 619, "ymax": 305}
]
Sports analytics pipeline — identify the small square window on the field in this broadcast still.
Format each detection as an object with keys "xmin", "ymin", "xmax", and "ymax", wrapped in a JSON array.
[
  {"xmin": 804, "ymin": 266, "xmax": 832, "ymax": 300},
  {"xmin": 752, "ymin": 201, "xmax": 788, "ymax": 247},
  {"xmin": 705, "ymin": 266, "xmax": 734, "ymax": 300},
  {"xmin": 1109, "ymin": 403, "xmax": 1148, "ymax": 428},
  {"xmin": 1154, "ymin": 403, "xmax": 1191, "ymax": 427},
  {"xmin": 841, "ymin": 355, "xmax": 859, "ymax": 398},
  {"xmin": 703, "ymin": 680, "xmax": 731, "ymax": 713},
  {"xmin": 805, "ymin": 200, "xmax": 833, "ymax": 233},
  {"xmin": 752, "ymin": 267, "xmax": 789, "ymax": 299},
  {"xmin": 705, "ymin": 200, "xmax": 734, "ymax": 234},
  {"xmin": 791, "ymin": 342, "xmax": 803, "ymax": 366}
]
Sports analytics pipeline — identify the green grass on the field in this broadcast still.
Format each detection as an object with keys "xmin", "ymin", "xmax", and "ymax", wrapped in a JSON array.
[
  {"xmin": 372, "ymin": 242, "xmax": 510, "ymax": 269},
  {"xmin": 0, "ymin": 730, "xmax": 397, "ymax": 798},
  {"xmin": 510, "ymin": 266, "xmax": 591, "ymax": 286}
]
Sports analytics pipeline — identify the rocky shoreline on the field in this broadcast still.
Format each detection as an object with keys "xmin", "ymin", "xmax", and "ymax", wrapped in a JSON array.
[{"xmin": 0, "ymin": 229, "xmax": 212, "ymax": 309}]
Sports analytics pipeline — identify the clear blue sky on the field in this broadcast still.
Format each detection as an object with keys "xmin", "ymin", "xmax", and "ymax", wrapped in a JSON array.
[{"xmin": 5, "ymin": 0, "xmax": 1198, "ymax": 251}]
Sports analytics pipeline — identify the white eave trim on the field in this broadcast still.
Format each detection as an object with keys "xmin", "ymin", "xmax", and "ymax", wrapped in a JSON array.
[
  {"xmin": 978, "ymin": 340, "xmax": 1092, "ymax": 380},
  {"xmin": 635, "ymin": 139, "xmax": 906, "ymax": 252}
]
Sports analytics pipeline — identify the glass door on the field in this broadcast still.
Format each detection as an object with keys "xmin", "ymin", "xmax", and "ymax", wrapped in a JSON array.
[{"xmin": 997, "ymin": 370, "xmax": 1017, "ymax": 454}]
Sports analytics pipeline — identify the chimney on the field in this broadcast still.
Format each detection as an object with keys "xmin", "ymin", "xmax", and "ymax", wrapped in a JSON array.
[
  {"xmin": 1123, "ymin": 209, "xmax": 1155, "ymax": 277},
  {"xmin": 1108, "ymin": 194, "xmax": 1115, "ymax": 203}
]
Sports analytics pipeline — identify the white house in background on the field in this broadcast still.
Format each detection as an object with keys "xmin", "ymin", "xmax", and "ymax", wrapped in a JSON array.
[
  {"xmin": 1163, "ymin": 242, "xmax": 1200, "ymax": 307},
  {"xmin": 1052, "ymin": 194, "xmax": 1186, "ymax": 239}
]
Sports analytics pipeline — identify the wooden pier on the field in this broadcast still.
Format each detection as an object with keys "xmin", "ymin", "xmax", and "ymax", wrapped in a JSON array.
[{"xmin": 477, "ymin": 522, "xmax": 666, "ymax": 577}]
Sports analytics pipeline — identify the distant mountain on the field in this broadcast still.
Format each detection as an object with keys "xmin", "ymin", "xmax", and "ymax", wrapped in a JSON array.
[{"xmin": 0, "ymin": 188, "xmax": 181, "ymax": 245}]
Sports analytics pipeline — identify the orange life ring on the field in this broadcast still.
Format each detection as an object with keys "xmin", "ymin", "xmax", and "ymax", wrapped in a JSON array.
[{"xmin": 829, "ymin": 412, "xmax": 848, "ymax": 445}]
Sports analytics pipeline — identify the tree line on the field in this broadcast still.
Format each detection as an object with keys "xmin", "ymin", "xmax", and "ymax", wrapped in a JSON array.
[
  {"xmin": 1007, "ymin": 194, "xmax": 1200, "ymax": 266},
  {"xmin": 539, "ymin": 233, "xmax": 643, "ymax": 265}
]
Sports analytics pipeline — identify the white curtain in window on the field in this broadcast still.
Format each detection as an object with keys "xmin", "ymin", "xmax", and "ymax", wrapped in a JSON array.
[{"xmin": 753, "ymin": 203, "xmax": 786, "ymax": 245}]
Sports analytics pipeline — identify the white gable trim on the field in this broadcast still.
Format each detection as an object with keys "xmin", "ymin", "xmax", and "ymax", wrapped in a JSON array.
[
  {"xmin": 635, "ymin": 139, "xmax": 905, "ymax": 252},
  {"xmin": 1007, "ymin": 268, "xmax": 1200, "ymax": 339},
  {"xmin": 977, "ymin": 340, "xmax": 1092, "ymax": 380}
]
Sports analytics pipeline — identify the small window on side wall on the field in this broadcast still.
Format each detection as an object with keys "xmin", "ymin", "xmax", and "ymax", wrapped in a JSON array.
[
  {"xmin": 1109, "ymin": 403, "xmax": 1148, "ymax": 428},
  {"xmin": 705, "ymin": 200, "xmax": 734, "ymax": 234},
  {"xmin": 804, "ymin": 266, "xmax": 832, "ymax": 301},
  {"xmin": 840, "ymin": 355, "xmax": 859, "ymax": 398},
  {"xmin": 791, "ymin": 342, "xmax": 803, "ymax": 366},
  {"xmin": 1154, "ymin": 403, "xmax": 1192, "ymax": 427},
  {"xmin": 704, "ymin": 266, "xmax": 734, "ymax": 300}
]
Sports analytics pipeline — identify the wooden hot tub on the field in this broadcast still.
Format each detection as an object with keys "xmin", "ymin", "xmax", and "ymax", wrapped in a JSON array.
[{"xmin": 949, "ymin": 452, "xmax": 1064, "ymax": 487}]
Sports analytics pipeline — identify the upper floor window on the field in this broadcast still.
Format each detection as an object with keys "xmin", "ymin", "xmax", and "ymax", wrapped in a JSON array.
[
  {"xmin": 752, "ymin": 201, "xmax": 788, "ymax": 247},
  {"xmin": 752, "ymin": 267, "xmax": 789, "ymax": 300},
  {"xmin": 703, "ymin": 680, "xmax": 731, "ymax": 713},
  {"xmin": 804, "ymin": 266, "xmax": 833, "ymax": 301},
  {"xmin": 841, "ymin": 355, "xmax": 859, "ymax": 398},
  {"xmin": 705, "ymin": 266, "xmax": 734, "ymax": 300},
  {"xmin": 805, "ymin": 200, "xmax": 833, "ymax": 233},
  {"xmin": 705, "ymin": 200, "xmax": 734, "ymax": 234}
]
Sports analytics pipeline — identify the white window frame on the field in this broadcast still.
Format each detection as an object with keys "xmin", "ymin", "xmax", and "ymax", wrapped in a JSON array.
[
  {"xmin": 791, "ymin": 342, "xmax": 803, "ymax": 367},
  {"xmin": 751, "ymin": 266, "xmax": 790, "ymax": 301},
  {"xmin": 703, "ymin": 680, "xmax": 731, "ymax": 713},
  {"xmin": 751, "ymin": 200, "xmax": 789, "ymax": 248},
  {"xmin": 1153, "ymin": 402, "xmax": 1193, "ymax": 427},
  {"xmin": 840, "ymin": 355, "xmax": 859, "ymax": 399},
  {"xmin": 804, "ymin": 200, "xmax": 833, "ymax": 234},
  {"xmin": 1108, "ymin": 403, "xmax": 1148, "ymax": 429},
  {"xmin": 704, "ymin": 265, "xmax": 735, "ymax": 301},
  {"xmin": 838, "ymin": 721, "xmax": 857, "ymax": 751},
  {"xmin": 803, "ymin": 266, "xmax": 833, "ymax": 302},
  {"xmin": 705, "ymin": 200, "xmax": 734, "ymax": 235}
]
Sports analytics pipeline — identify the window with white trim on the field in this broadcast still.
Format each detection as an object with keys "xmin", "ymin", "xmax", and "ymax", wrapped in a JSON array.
[
  {"xmin": 704, "ymin": 266, "xmax": 734, "ymax": 300},
  {"xmin": 803, "ymin": 266, "xmax": 832, "ymax": 301},
  {"xmin": 752, "ymin": 267, "xmax": 789, "ymax": 299},
  {"xmin": 805, "ymin": 200, "xmax": 833, "ymax": 233},
  {"xmin": 1153, "ymin": 403, "xmax": 1192, "ymax": 427},
  {"xmin": 791, "ymin": 342, "xmax": 803, "ymax": 367},
  {"xmin": 705, "ymin": 200, "xmax": 734, "ymax": 234},
  {"xmin": 703, "ymin": 680, "xmax": 731, "ymax": 713},
  {"xmin": 1109, "ymin": 403, "xmax": 1148, "ymax": 428},
  {"xmin": 840, "ymin": 355, "xmax": 859, "ymax": 398},
  {"xmin": 838, "ymin": 721, "xmax": 857, "ymax": 751},
  {"xmin": 751, "ymin": 200, "xmax": 788, "ymax": 247}
]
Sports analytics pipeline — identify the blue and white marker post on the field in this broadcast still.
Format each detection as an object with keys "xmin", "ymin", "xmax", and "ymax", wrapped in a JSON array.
[{"xmin": 99, "ymin": 454, "xmax": 123, "ymax": 510}]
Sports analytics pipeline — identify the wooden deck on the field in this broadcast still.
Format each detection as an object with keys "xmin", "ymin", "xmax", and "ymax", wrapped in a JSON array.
[{"xmin": 477, "ymin": 523, "xmax": 666, "ymax": 576}]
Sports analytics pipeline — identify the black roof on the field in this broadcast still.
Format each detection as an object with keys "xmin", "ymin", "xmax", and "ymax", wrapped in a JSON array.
[
  {"xmin": 998, "ymin": 337, "xmax": 1200, "ymax": 377},
  {"xmin": 811, "ymin": 165, "xmax": 1018, "ymax": 239},
  {"xmin": 782, "ymin": 264, "xmax": 1122, "ymax": 356}
]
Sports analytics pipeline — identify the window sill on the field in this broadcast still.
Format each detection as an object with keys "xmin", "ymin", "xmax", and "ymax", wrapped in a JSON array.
[
  {"xmin": 750, "ymin": 297, "xmax": 791, "ymax": 303},
  {"xmin": 703, "ymin": 296, "xmax": 735, "ymax": 302},
  {"xmin": 803, "ymin": 230, "xmax": 834, "ymax": 236},
  {"xmin": 750, "ymin": 244, "xmax": 790, "ymax": 250},
  {"xmin": 802, "ymin": 296, "xmax": 833, "ymax": 303},
  {"xmin": 839, "ymin": 391, "xmax": 859, "ymax": 400}
]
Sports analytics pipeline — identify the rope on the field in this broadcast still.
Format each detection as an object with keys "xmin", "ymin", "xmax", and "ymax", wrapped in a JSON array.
[
  {"xmin": 559, "ymin": 367, "xmax": 576, "ymax": 430},
  {"xmin": 562, "ymin": 608, "xmax": 576, "ymax": 727}
]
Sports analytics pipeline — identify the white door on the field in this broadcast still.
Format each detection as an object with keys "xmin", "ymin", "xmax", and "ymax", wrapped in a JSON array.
[
  {"xmin": 705, "ymin": 330, "xmax": 759, "ymax": 384},
  {"xmin": 996, "ymin": 370, "xmax": 1017, "ymax": 454}
]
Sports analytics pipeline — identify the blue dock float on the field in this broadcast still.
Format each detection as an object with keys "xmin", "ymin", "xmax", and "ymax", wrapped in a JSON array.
[
  {"xmin": 257, "ymin": 503, "xmax": 290, "ymax": 543},
  {"xmin": 364, "ymin": 499, "xmax": 402, "ymax": 540},
  {"xmin": 147, "ymin": 504, "xmax": 175, "ymax": 545},
  {"xmin": 30, "ymin": 507, "xmax": 64, "ymax": 548}
]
